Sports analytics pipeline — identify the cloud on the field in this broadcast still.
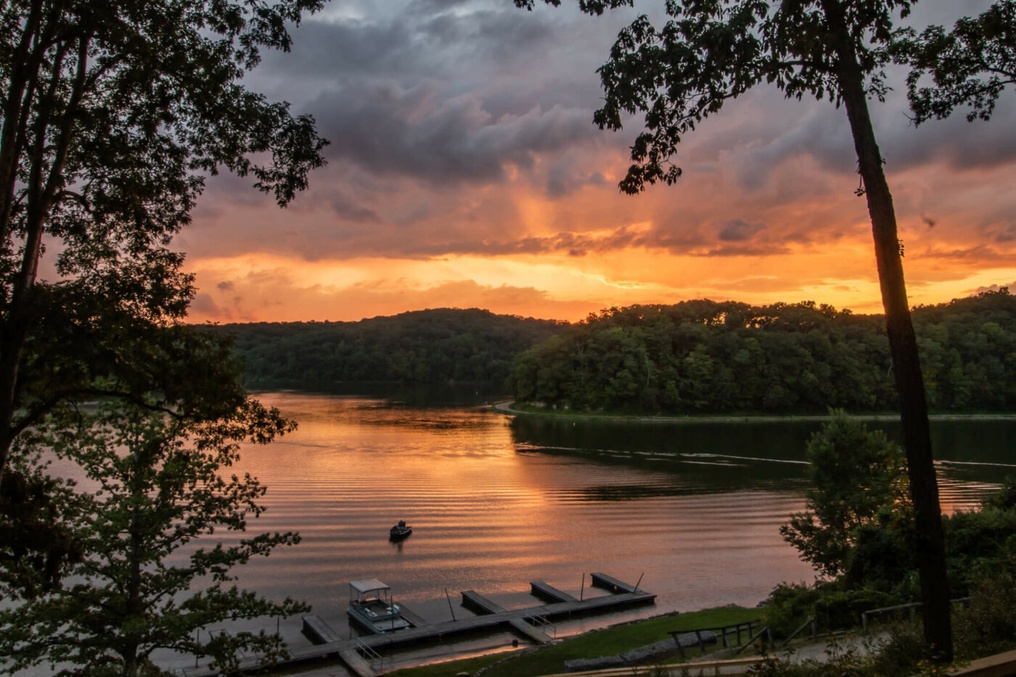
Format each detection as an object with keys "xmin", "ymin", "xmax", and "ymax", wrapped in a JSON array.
[
  {"xmin": 188, "ymin": 267, "xmax": 595, "ymax": 324},
  {"xmin": 259, "ymin": 2, "xmax": 558, "ymax": 89},
  {"xmin": 718, "ymin": 219, "xmax": 768, "ymax": 242},
  {"xmin": 975, "ymin": 281, "xmax": 1016, "ymax": 295},
  {"xmin": 330, "ymin": 192, "xmax": 381, "ymax": 223},
  {"xmin": 313, "ymin": 85, "xmax": 601, "ymax": 185},
  {"xmin": 176, "ymin": 2, "xmax": 1016, "ymax": 325}
]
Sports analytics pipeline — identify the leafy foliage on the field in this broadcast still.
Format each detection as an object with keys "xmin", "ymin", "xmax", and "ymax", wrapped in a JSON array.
[
  {"xmin": 953, "ymin": 554, "xmax": 1016, "ymax": 657},
  {"xmin": 0, "ymin": 0, "xmax": 327, "ymax": 600},
  {"xmin": 511, "ymin": 290, "xmax": 1016, "ymax": 415},
  {"xmin": 901, "ymin": 1, "xmax": 1016, "ymax": 123},
  {"xmin": 0, "ymin": 0, "xmax": 328, "ymax": 479},
  {"xmin": 781, "ymin": 413, "xmax": 911, "ymax": 581},
  {"xmin": 0, "ymin": 456, "xmax": 81, "ymax": 598},
  {"xmin": 0, "ymin": 393, "xmax": 305, "ymax": 676},
  {"xmin": 212, "ymin": 308, "xmax": 564, "ymax": 389}
]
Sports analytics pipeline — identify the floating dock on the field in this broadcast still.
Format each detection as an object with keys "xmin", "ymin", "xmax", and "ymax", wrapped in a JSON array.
[
  {"xmin": 530, "ymin": 579, "xmax": 579, "ymax": 604},
  {"xmin": 176, "ymin": 573, "xmax": 655, "ymax": 677}
]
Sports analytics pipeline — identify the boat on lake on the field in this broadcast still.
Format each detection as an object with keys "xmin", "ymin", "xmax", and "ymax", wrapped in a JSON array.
[
  {"xmin": 347, "ymin": 579, "xmax": 411, "ymax": 634},
  {"xmin": 389, "ymin": 520, "xmax": 412, "ymax": 541}
]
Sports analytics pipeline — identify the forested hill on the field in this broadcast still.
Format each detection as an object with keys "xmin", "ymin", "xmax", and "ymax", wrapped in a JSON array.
[
  {"xmin": 511, "ymin": 290, "xmax": 1016, "ymax": 415},
  {"xmin": 206, "ymin": 308, "xmax": 565, "ymax": 389}
]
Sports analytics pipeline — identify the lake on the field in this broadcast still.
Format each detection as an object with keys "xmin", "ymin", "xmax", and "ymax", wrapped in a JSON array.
[{"xmin": 156, "ymin": 390, "xmax": 1013, "ymax": 673}]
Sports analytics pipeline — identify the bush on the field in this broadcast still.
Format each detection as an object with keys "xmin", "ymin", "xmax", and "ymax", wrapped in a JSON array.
[
  {"xmin": 867, "ymin": 623, "xmax": 933, "ymax": 676},
  {"xmin": 814, "ymin": 589, "xmax": 896, "ymax": 631},
  {"xmin": 761, "ymin": 582, "xmax": 824, "ymax": 638},
  {"xmin": 944, "ymin": 508, "xmax": 1016, "ymax": 596},
  {"xmin": 954, "ymin": 557, "xmax": 1016, "ymax": 658}
]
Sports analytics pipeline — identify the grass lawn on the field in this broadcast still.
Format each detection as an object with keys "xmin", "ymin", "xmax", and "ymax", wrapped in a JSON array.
[{"xmin": 386, "ymin": 605, "xmax": 761, "ymax": 677}]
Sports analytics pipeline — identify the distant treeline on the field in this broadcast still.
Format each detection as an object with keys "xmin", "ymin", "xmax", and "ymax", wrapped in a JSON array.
[
  {"xmin": 207, "ymin": 308, "xmax": 564, "ymax": 389},
  {"xmin": 511, "ymin": 290, "xmax": 1016, "ymax": 415}
]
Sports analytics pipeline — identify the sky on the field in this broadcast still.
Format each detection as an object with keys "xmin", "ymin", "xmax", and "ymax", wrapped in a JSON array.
[{"xmin": 176, "ymin": 0, "xmax": 1016, "ymax": 325}]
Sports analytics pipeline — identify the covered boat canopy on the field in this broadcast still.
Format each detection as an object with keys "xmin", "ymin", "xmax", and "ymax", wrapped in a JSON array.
[{"xmin": 350, "ymin": 579, "xmax": 390, "ymax": 596}]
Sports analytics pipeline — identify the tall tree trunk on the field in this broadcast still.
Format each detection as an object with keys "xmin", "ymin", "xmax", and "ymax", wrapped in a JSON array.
[{"xmin": 822, "ymin": 0, "xmax": 953, "ymax": 662}]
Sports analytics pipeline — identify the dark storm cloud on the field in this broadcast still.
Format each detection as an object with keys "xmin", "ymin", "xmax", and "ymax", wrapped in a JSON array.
[
  {"xmin": 260, "ymin": 4, "xmax": 555, "ymax": 84},
  {"xmin": 922, "ymin": 244, "xmax": 1011, "ymax": 262},
  {"xmin": 245, "ymin": 1, "xmax": 632, "ymax": 192},
  {"xmin": 886, "ymin": 97, "xmax": 1016, "ymax": 172},
  {"xmin": 468, "ymin": 228, "xmax": 633, "ymax": 257},
  {"xmin": 641, "ymin": 225, "xmax": 791, "ymax": 257},
  {"xmin": 333, "ymin": 222, "xmax": 650, "ymax": 259},
  {"xmin": 194, "ymin": 1, "xmax": 1016, "ymax": 270},
  {"xmin": 718, "ymin": 219, "xmax": 767, "ymax": 242},
  {"xmin": 271, "ymin": 1, "xmax": 1016, "ymax": 193},
  {"xmin": 546, "ymin": 161, "xmax": 608, "ymax": 197},
  {"xmin": 313, "ymin": 84, "xmax": 599, "ymax": 184},
  {"xmin": 976, "ymin": 281, "xmax": 1016, "ymax": 295},
  {"xmin": 702, "ymin": 243, "xmax": 792, "ymax": 257},
  {"xmin": 330, "ymin": 192, "xmax": 380, "ymax": 223}
]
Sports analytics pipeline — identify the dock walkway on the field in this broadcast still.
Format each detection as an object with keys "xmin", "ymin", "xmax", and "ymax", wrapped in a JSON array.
[
  {"xmin": 461, "ymin": 590, "xmax": 508, "ymax": 615},
  {"xmin": 531, "ymin": 580, "xmax": 579, "ymax": 604},
  {"xmin": 301, "ymin": 614, "xmax": 342, "ymax": 645},
  {"xmin": 395, "ymin": 604, "xmax": 429, "ymax": 628},
  {"xmin": 176, "ymin": 572, "xmax": 654, "ymax": 677},
  {"xmin": 591, "ymin": 572, "xmax": 641, "ymax": 594}
]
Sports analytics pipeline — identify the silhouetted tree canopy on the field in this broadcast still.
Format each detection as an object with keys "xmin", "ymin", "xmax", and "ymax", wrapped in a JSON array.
[
  {"xmin": 0, "ymin": 0, "xmax": 326, "ymax": 633},
  {"xmin": 0, "ymin": 0, "xmax": 328, "ymax": 485},
  {"xmin": 901, "ymin": 0, "xmax": 1016, "ymax": 123},
  {"xmin": 0, "ymin": 394, "xmax": 304, "ymax": 676}
]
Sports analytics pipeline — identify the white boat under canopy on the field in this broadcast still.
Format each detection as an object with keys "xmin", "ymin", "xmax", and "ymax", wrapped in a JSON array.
[{"xmin": 347, "ymin": 579, "xmax": 411, "ymax": 634}]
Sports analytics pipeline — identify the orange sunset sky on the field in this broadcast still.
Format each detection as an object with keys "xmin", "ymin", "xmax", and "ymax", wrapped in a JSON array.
[{"xmin": 174, "ymin": 1, "xmax": 1016, "ymax": 325}]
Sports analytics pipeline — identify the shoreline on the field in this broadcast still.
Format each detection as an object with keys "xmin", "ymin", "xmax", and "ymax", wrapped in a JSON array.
[{"xmin": 491, "ymin": 401, "xmax": 1016, "ymax": 424}]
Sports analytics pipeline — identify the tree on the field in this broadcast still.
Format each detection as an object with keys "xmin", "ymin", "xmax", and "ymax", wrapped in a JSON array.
[
  {"xmin": 0, "ymin": 0, "xmax": 329, "ymax": 487},
  {"xmin": 781, "ymin": 413, "xmax": 911, "ymax": 581},
  {"xmin": 0, "ymin": 389, "xmax": 306, "ymax": 677},
  {"xmin": 516, "ymin": 0, "xmax": 954, "ymax": 659}
]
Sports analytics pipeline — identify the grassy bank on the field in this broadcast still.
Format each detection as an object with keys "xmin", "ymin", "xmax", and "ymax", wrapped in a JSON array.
[{"xmin": 387, "ymin": 605, "xmax": 761, "ymax": 677}]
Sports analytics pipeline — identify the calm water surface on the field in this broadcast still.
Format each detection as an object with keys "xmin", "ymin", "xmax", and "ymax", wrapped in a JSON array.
[{"xmin": 173, "ymin": 392, "xmax": 1011, "ymax": 671}]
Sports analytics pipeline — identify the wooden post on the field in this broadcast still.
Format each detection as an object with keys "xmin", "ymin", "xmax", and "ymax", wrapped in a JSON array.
[
  {"xmin": 445, "ymin": 588, "xmax": 456, "ymax": 621},
  {"xmin": 675, "ymin": 634, "xmax": 685, "ymax": 659}
]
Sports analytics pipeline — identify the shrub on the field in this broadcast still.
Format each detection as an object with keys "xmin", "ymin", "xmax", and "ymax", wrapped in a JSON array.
[
  {"xmin": 814, "ymin": 589, "xmax": 896, "ymax": 631},
  {"xmin": 953, "ymin": 557, "xmax": 1016, "ymax": 657},
  {"xmin": 761, "ymin": 582, "xmax": 824, "ymax": 638}
]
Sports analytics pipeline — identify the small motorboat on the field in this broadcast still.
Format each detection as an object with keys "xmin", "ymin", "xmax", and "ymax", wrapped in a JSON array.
[{"xmin": 389, "ymin": 520, "xmax": 412, "ymax": 541}]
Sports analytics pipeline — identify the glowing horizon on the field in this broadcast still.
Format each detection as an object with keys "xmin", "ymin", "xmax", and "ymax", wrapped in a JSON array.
[{"xmin": 174, "ymin": 1, "xmax": 1016, "ymax": 326}]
